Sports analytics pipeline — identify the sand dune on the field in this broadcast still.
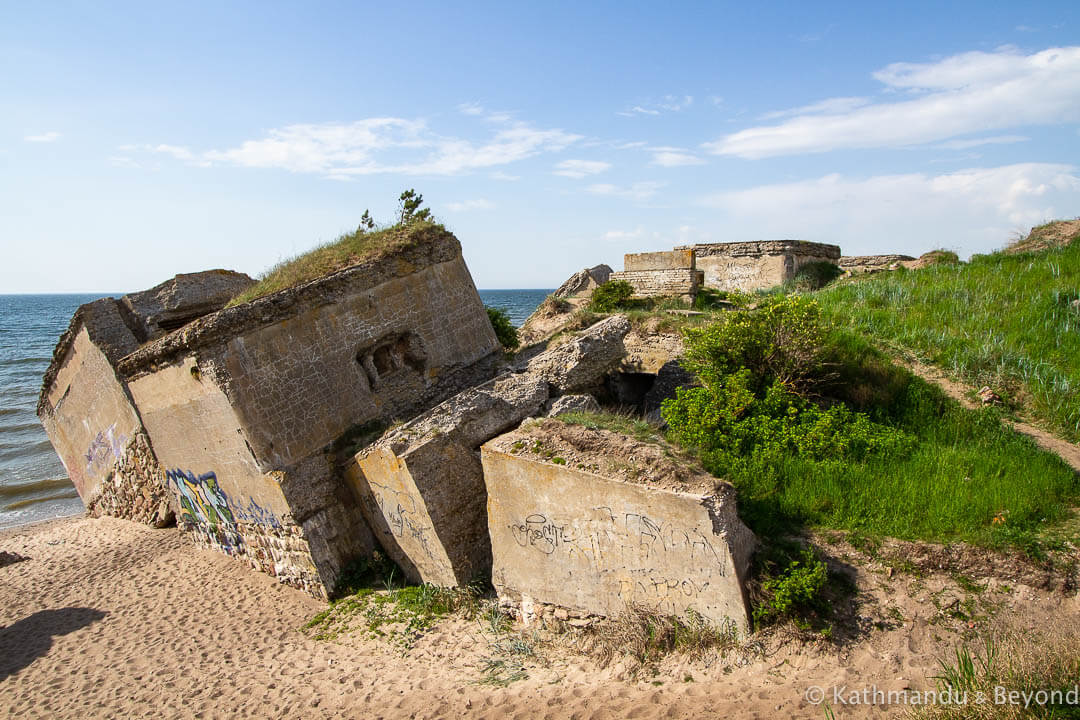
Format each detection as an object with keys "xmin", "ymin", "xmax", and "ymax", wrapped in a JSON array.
[{"xmin": 1, "ymin": 515, "xmax": 1074, "ymax": 719}]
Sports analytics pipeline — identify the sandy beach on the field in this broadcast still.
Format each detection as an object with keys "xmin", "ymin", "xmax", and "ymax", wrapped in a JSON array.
[{"xmin": 1, "ymin": 514, "xmax": 1074, "ymax": 719}]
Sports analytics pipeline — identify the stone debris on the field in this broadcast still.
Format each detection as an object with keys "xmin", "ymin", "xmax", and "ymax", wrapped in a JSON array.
[
  {"xmin": 546, "ymin": 394, "xmax": 600, "ymax": 417},
  {"xmin": 348, "ymin": 317, "xmax": 632, "ymax": 587},
  {"xmin": 552, "ymin": 264, "xmax": 612, "ymax": 299},
  {"xmin": 524, "ymin": 315, "xmax": 631, "ymax": 393}
]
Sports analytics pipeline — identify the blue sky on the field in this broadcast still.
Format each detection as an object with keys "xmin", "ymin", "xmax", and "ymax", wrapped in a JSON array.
[{"xmin": 2, "ymin": 1, "xmax": 1079, "ymax": 293}]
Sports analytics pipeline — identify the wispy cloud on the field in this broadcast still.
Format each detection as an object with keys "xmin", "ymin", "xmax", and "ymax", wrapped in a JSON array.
[
  {"xmin": 150, "ymin": 144, "xmax": 212, "ymax": 167},
  {"xmin": 706, "ymin": 46, "xmax": 1080, "ymax": 158},
  {"xmin": 143, "ymin": 115, "xmax": 581, "ymax": 177},
  {"xmin": 445, "ymin": 198, "xmax": 494, "ymax": 212},
  {"xmin": 618, "ymin": 95, "xmax": 694, "ymax": 117},
  {"xmin": 587, "ymin": 181, "xmax": 665, "ymax": 201},
  {"xmin": 935, "ymin": 134, "xmax": 1029, "ymax": 150},
  {"xmin": 649, "ymin": 146, "xmax": 706, "ymax": 167},
  {"xmin": 759, "ymin": 96, "xmax": 870, "ymax": 121},
  {"xmin": 553, "ymin": 159, "xmax": 611, "ymax": 178},
  {"xmin": 24, "ymin": 131, "xmax": 61, "ymax": 143},
  {"xmin": 700, "ymin": 163, "xmax": 1080, "ymax": 254}
]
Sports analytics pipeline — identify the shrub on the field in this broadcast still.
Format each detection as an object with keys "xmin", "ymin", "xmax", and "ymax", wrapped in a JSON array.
[
  {"xmin": 680, "ymin": 295, "xmax": 828, "ymax": 397},
  {"xmin": 486, "ymin": 307, "xmax": 518, "ymax": 350},
  {"xmin": 789, "ymin": 261, "xmax": 843, "ymax": 291},
  {"xmin": 753, "ymin": 549, "xmax": 829, "ymax": 625},
  {"xmin": 589, "ymin": 280, "xmax": 635, "ymax": 312}
]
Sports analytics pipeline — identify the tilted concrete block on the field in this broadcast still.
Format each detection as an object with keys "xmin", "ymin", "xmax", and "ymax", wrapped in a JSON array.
[
  {"xmin": 347, "ymin": 373, "xmax": 549, "ymax": 586},
  {"xmin": 482, "ymin": 419, "xmax": 756, "ymax": 632},
  {"xmin": 524, "ymin": 315, "xmax": 630, "ymax": 394}
]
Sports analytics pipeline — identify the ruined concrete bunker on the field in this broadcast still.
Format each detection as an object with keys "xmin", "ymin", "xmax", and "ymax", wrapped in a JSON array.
[{"xmin": 41, "ymin": 226, "xmax": 502, "ymax": 598}]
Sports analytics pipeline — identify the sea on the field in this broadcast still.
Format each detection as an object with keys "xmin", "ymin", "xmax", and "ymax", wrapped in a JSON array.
[{"xmin": 0, "ymin": 289, "xmax": 550, "ymax": 530}]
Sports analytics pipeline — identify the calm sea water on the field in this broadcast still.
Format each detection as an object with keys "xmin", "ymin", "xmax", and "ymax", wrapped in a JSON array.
[{"xmin": 0, "ymin": 289, "xmax": 550, "ymax": 529}]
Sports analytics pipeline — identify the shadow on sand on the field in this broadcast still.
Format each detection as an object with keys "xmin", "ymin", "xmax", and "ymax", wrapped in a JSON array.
[{"xmin": 0, "ymin": 607, "xmax": 108, "ymax": 682}]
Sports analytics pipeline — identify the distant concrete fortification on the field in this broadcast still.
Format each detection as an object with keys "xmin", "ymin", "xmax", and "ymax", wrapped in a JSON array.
[
  {"xmin": 40, "ymin": 227, "xmax": 502, "ymax": 598},
  {"xmin": 610, "ymin": 240, "xmax": 842, "ymax": 296}
]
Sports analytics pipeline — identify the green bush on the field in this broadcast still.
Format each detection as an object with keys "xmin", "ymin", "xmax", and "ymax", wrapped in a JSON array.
[
  {"xmin": 486, "ymin": 307, "xmax": 518, "ymax": 350},
  {"xmin": 589, "ymin": 280, "xmax": 635, "ymax": 312},
  {"xmin": 660, "ymin": 295, "xmax": 1078, "ymax": 552},
  {"xmin": 789, "ymin": 261, "xmax": 842, "ymax": 291},
  {"xmin": 754, "ymin": 549, "xmax": 829, "ymax": 625},
  {"xmin": 680, "ymin": 294, "xmax": 828, "ymax": 396}
]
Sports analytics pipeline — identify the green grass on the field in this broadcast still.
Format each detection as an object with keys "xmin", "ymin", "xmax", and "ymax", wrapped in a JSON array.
[
  {"xmin": 816, "ymin": 235, "xmax": 1080, "ymax": 442},
  {"xmin": 228, "ymin": 220, "xmax": 449, "ymax": 306},
  {"xmin": 722, "ymin": 331, "xmax": 1078, "ymax": 554}
]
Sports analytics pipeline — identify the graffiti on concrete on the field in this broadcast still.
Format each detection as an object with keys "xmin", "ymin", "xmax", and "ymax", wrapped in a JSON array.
[
  {"xmin": 84, "ymin": 423, "xmax": 128, "ymax": 476},
  {"xmin": 508, "ymin": 505, "xmax": 728, "ymax": 613},
  {"xmin": 364, "ymin": 480, "xmax": 435, "ymax": 560},
  {"xmin": 165, "ymin": 469, "xmax": 244, "ymax": 554}
]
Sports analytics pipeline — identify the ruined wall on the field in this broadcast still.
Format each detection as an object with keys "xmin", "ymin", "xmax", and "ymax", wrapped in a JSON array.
[
  {"xmin": 611, "ymin": 249, "xmax": 700, "ymax": 299},
  {"xmin": 482, "ymin": 425, "xmax": 755, "ymax": 631},
  {"xmin": 607, "ymin": 269, "xmax": 701, "ymax": 299},
  {"xmin": 839, "ymin": 254, "xmax": 916, "ymax": 274},
  {"xmin": 623, "ymin": 249, "xmax": 694, "ymax": 272},
  {"xmin": 683, "ymin": 241, "xmax": 841, "ymax": 292},
  {"xmin": 37, "ymin": 303, "xmax": 173, "ymax": 527},
  {"xmin": 117, "ymin": 228, "xmax": 501, "ymax": 596}
]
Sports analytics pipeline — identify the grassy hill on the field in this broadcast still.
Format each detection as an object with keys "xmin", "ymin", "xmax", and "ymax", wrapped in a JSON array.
[
  {"xmin": 228, "ymin": 220, "xmax": 448, "ymax": 307},
  {"xmin": 817, "ymin": 221, "xmax": 1080, "ymax": 443}
]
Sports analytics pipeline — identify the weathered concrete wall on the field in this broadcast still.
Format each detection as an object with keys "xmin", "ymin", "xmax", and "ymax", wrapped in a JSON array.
[
  {"xmin": 683, "ymin": 241, "xmax": 841, "ymax": 292},
  {"xmin": 608, "ymin": 269, "xmax": 700, "ymax": 300},
  {"xmin": 348, "ymin": 316, "xmax": 631, "ymax": 587},
  {"xmin": 37, "ymin": 302, "xmax": 173, "ymax": 526},
  {"xmin": 623, "ymin": 249, "xmax": 694, "ymax": 272},
  {"xmin": 347, "ymin": 373, "xmax": 549, "ymax": 586},
  {"xmin": 839, "ymin": 254, "xmax": 916, "ymax": 273},
  {"xmin": 116, "ymin": 227, "xmax": 499, "ymax": 596},
  {"xmin": 482, "ymin": 422, "xmax": 755, "ymax": 631},
  {"xmin": 38, "ymin": 271, "xmax": 259, "ymax": 527}
]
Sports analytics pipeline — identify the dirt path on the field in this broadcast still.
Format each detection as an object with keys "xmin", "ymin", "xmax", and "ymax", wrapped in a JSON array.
[{"xmin": 897, "ymin": 356, "xmax": 1080, "ymax": 474}]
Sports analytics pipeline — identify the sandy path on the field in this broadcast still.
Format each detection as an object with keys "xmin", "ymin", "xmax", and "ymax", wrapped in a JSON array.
[
  {"xmin": 1, "ymin": 516, "xmax": 1074, "ymax": 719},
  {"xmin": 897, "ymin": 357, "xmax": 1080, "ymax": 474}
]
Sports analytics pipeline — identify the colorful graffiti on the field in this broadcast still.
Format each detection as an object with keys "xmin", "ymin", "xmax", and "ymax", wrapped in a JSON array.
[
  {"xmin": 84, "ymin": 423, "xmax": 128, "ymax": 477},
  {"xmin": 165, "ymin": 469, "xmax": 244, "ymax": 554}
]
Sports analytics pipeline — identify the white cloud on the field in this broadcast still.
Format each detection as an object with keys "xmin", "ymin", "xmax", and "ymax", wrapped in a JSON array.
[
  {"xmin": 700, "ymin": 163, "xmax": 1080, "ymax": 256},
  {"xmin": 706, "ymin": 46, "xmax": 1080, "ymax": 158},
  {"xmin": 490, "ymin": 170, "xmax": 520, "ymax": 181},
  {"xmin": 147, "ymin": 116, "xmax": 580, "ymax": 177},
  {"xmin": 108, "ymin": 156, "xmax": 142, "ymax": 169},
  {"xmin": 759, "ymin": 96, "xmax": 870, "ymax": 121},
  {"xmin": 458, "ymin": 102, "xmax": 485, "ymax": 116},
  {"xmin": 587, "ymin": 181, "xmax": 666, "ymax": 201},
  {"xmin": 649, "ymin": 147, "xmax": 706, "ymax": 167},
  {"xmin": 445, "ymin": 198, "xmax": 494, "ymax": 212},
  {"xmin": 602, "ymin": 227, "xmax": 645, "ymax": 242},
  {"xmin": 24, "ymin": 131, "xmax": 61, "ymax": 143},
  {"xmin": 618, "ymin": 95, "xmax": 694, "ymax": 117},
  {"xmin": 935, "ymin": 134, "xmax": 1029, "ymax": 150},
  {"xmin": 150, "ymin": 144, "xmax": 212, "ymax": 167},
  {"xmin": 553, "ymin": 159, "xmax": 611, "ymax": 178}
]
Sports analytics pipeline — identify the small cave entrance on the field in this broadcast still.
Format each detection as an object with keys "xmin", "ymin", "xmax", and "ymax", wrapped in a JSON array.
[{"xmin": 603, "ymin": 372, "xmax": 657, "ymax": 411}]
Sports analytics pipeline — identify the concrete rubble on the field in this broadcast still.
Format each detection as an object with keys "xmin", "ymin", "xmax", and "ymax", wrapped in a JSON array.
[{"xmin": 346, "ymin": 316, "xmax": 632, "ymax": 586}]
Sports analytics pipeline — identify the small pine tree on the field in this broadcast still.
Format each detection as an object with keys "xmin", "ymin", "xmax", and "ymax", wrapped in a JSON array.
[
  {"xmin": 397, "ymin": 189, "xmax": 432, "ymax": 226},
  {"xmin": 357, "ymin": 209, "xmax": 376, "ymax": 232}
]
